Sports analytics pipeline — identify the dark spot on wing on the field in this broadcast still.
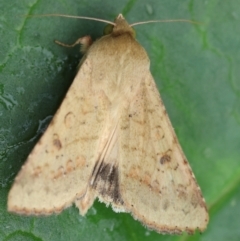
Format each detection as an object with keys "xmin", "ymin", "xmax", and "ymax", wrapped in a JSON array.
[
  {"xmin": 53, "ymin": 134, "xmax": 62, "ymax": 150},
  {"xmin": 53, "ymin": 139, "xmax": 62, "ymax": 150},
  {"xmin": 92, "ymin": 162, "xmax": 123, "ymax": 205},
  {"xmin": 160, "ymin": 154, "xmax": 171, "ymax": 164}
]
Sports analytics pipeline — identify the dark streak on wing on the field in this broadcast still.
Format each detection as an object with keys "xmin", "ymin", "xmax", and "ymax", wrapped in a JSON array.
[{"xmin": 91, "ymin": 162, "xmax": 123, "ymax": 205}]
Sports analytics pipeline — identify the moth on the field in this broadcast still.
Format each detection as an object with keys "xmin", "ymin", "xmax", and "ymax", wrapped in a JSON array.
[{"xmin": 8, "ymin": 14, "xmax": 209, "ymax": 234}]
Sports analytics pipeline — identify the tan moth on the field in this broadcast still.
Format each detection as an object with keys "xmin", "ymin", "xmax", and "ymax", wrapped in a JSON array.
[{"xmin": 8, "ymin": 14, "xmax": 209, "ymax": 234}]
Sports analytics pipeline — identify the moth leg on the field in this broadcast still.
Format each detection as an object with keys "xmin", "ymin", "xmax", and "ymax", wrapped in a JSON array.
[{"xmin": 55, "ymin": 35, "xmax": 93, "ymax": 53}]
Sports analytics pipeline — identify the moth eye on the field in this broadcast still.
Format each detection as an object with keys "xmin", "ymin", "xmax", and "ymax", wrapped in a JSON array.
[{"xmin": 103, "ymin": 24, "xmax": 114, "ymax": 35}]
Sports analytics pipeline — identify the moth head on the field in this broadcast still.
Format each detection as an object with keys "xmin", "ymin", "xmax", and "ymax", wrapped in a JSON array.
[{"xmin": 103, "ymin": 14, "xmax": 136, "ymax": 38}]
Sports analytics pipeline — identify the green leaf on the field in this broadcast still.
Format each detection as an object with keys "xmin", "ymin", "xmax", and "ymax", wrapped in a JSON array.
[{"xmin": 1, "ymin": 0, "xmax": 240, "ymax": 241}]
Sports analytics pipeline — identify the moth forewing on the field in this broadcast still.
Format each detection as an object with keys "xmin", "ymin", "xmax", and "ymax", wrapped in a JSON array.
[
  {"xmin": 119, "ymin": 72, "xmax": 208, "ymax": 234},
  {"xmin": 8, "ymin": 14, "xmax": 208, "ymax": 234}
]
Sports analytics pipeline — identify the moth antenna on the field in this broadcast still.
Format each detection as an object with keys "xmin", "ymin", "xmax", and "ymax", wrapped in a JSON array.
[
  {"xmin": 25, "ymin": 14, "xmax": 115, "ymax": 26},
  {"xmin": 130, "ymin": 19, "xmax": 202, "ymax": 27}
]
